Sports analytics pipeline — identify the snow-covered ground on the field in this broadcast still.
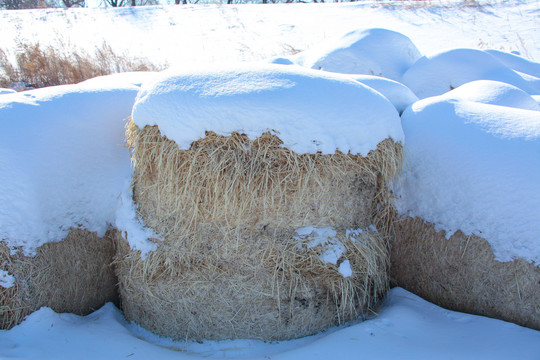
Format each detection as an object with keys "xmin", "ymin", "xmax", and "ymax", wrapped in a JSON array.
[
  {"xmin": 2, "ymin": 287, "xmax": 540, "ymax": 360},
  {"xmin": 0, "ymin": 0, "xmax": 539, "ymax": 67},
  {"xmin": 1, "ymin": 1, "xmax": 539, "ymax": 358}
]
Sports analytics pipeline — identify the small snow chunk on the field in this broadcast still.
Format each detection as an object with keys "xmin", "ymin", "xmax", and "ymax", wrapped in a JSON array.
[
  {"xmin": 295, "ymin": 28, "xmax": 422, "ymax": 82},
  {"xmin": 133, "ymin": 63, "xmax": 403, "ymax": 156},
  {"xmin": 295, "ymin": 226, "xmax": 337, "ymax": 248},
  {"xmin": 368, "ymin": 224, "xmax": 377, "ymax": 232},
  {"xmin": 346, "ymin": 228, "xmax": 363, "ymax": 238},
  {"xmin": 295, "ymin": 226, "xmax": 344, "ymax": 266},
  {"xmin": 320, "ymin": 242, "xmax": 346, "ymax": 266},
  {"xmin": 338, "ymin": 260, "xmax": 353, "ymax": 277},
  {"xmin": 0, "ymin": 269, "xmax": 15, "ymax": 288}
]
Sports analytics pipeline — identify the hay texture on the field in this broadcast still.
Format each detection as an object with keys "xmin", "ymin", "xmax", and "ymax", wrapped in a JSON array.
[
  {"xmin": 390, "ymin": 217, "xmax": 540, "ymax": 330},
  {"xmin": 1, "ymin": 229, "xmax": 119, "ymax": 329},
  {"xmin": 116, "ymin": 122, "xmax": 402, "ymax": 341}
]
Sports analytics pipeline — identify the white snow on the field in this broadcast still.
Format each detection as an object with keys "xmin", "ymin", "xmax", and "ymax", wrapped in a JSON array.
[
  {"xmin": 0, "ymin": 78, "xmax": 138, "ymax": 255},
  {"xmin": 294, "ymin": 226, "xmax": 374, "ymax": 277},
  {"xmin": 114, "ymin": 181, "xmax": 160, "ymax": 257},
  {"xmin": 294, "ymin": 28, "xmax": 421, "ymax": 82},
  {"xmin": 0, "ymin": 88, "xmax": 16, "ymax": 95},
  {"xmin": 1, "ymin": 287, "xmax": 539, "ymax": 360},
  {"xmin": 132, "ymin": 64, "xmax": 404, "ymax": 156},
  {"xmin": 338, "ymin": 260, "xmax": 353, "ymax": 278},
  {"xmin": 396, "ymin": 82, "xmax": 540, "ymax": 263},
  {"xmin": 402, "ymin": 48, "xmax": 540, "ymax": 99},
  {"xmin": 1, "ymin": 1, "xmax": 540, "ymax": 357},
  {"xmin": 295, "ymin": 226, "xmax": 344, "ymax": 268},
  {"xmin": 486, "ymin": 49, "xmax": 540, "ymax": 78},
  {"xmin": 443, "ymin": 80, "xmax": 540, "ymax": 111},
  {"xmin": 349, "ymin": 74, "xmax": 418, "ymax": 114},
  {"xmin": 0, "ymin": 269, "xmax": 14, "ymax": 288}
]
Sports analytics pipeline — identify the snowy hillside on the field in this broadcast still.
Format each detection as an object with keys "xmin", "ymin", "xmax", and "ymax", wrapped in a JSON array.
[{"xmin": 0, "ymin": 0, "xmax": 538, "ymax": 68}]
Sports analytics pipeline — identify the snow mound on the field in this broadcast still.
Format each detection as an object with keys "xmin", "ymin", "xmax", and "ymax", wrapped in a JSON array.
[
  {"xmin": 349, "ymin": 74, "xmax": 418, "ymax": 114},
  {"xmin": 132, "ymin": 64, "xmax": 404, "ymax": 156},
  {"xmin": 445, "ymin": 80, "xmax": 540, "ymax": 111},
  {"xmin": 396, "ymin": 89, "xmax": 540, "ymax": 263},
  {"xmin": 0, "ymin": 88, "xmax": 16, "ymax": 95},
  {"xmin": 294, "ymin": 28, "xmax": 421, "ymax": 82},
  {"xmin": 0, "ymin": 81, "xmax": 137, "ymax": 255},
  {"xmin": 402, "ymin": 48, "xmax": 540, "ymax": 99},
  {"xmin": 485, "ymin": 50, "xmax": 540, "ymax": 78}
]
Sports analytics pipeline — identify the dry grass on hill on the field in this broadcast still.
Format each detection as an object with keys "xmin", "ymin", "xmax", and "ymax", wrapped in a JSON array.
[{"xmin": 0, "ymin": 41, "xmax": 161, "ymax": 90}]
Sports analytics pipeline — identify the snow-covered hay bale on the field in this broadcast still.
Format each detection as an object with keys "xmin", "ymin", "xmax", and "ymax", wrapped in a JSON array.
[
  {"xmin": 295, "ymin": 28, "xmax": 421, "ymax": 82},
  {"xmin": 402, "ymin": 48, "xmax": 540, "ymax": 99},
  {"xmin": 392, "ymin": 81, "xmax": 540, "ymax": 329},
  {"xmin": 0, "ymin": 77, "xmax": 142, "ymax": 329},
  {"xmin": 0, "ymin": 229, "xmax": 119, "ymax": 329},
  {"xmin": 117, "ymin": 64, "xmax": 404, "ymax": 340}
]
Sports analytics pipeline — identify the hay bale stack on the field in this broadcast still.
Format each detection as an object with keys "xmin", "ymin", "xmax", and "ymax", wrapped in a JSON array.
[
  {"xmin": 390, "ymin": 217, "xmax": 540, "ymax": 330},
  {"xmin": 116, "ymin": 64, "xmax": 404, "ymax": 340},
  {"xmin": 0, "ymin": 229, "xmax": 119, "ymax": 330}
]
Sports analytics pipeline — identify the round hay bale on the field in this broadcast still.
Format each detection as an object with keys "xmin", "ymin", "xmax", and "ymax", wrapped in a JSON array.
[
  {"xmin": 117, "ymin": 127, "xmax": 402, "ymax": 341},
  {"xmin": 116, "ymin": 65, "xmax": 404, "ymax": 340},
  {"xmin": 0, "ymin": 229, "xmax": 119, "ymax": 329},
  {"xmin": 389, "ymin": 216, "xmax": 540, "ymax": 330}
]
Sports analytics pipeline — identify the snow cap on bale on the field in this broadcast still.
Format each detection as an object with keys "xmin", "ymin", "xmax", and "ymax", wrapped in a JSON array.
[
  {"xmin": 132, "ymin": 63, "xmax": 404, "ymax": 156},
  {"xmin": 402, "ymin": 48, "xmax": 540, "ymax": 99},
  {"xmin": 0, "ymin": 74, "xmax": 152, "ymax": 329},
  {"xmin": 293, "ymin": 28, "xmax": 421, "ymax": 82},
  {"xmin": 0, "ymin": 78, "xmax": 139, "ymax": 256},
  {"xmin": 396, "ymin": 81, "xmax": 540, "ymax": 264}
]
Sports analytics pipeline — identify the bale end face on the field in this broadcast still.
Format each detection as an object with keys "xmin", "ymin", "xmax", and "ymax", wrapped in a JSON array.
[
  {"xmin": 117, "ymin": 122, "xmax": 403, "ymax": 340},
  {"xmin": 1, "ymin": 229, "xmax": 119, "ymax": 330},
  {"xmin": 390, "ymin": 217, "xmax": 540, "ymax": 330}
]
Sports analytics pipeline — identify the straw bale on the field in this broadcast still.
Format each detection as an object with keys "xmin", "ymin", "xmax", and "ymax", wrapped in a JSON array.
[
  {"xmin": 116, "ymin": 122, "xmax": 403, "ymax": 340},
  {"xmin": 390, "ymin": 216, "xmax": 540, "ymax": 330},
  {"xmin": 0, "ymin": 228, "xmax": 119, "ymax": 329}
]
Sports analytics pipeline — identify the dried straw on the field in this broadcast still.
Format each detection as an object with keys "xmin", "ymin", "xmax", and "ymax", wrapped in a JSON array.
[
  {"xmin": 389, "ymin": 216, "xmax": 540, "ymax": 330},
  {"xmin": 116, "ymin": 121, "xmax": 403, "ymax": 340},
  {"xmin": 1, "ymin": 229, "xmax": 119, "ymax": 329}
]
